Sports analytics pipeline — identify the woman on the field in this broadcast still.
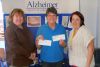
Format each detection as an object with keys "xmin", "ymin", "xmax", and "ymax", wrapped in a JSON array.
[
  {"xmin": 5, "ymin": 8, "xmax": 36, "ymax": 67},
  {"xmin": 68, "ymin": 11, "xmax": 95, "ymax": 67}
]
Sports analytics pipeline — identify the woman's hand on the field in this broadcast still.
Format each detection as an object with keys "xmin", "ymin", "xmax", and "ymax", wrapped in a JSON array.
[{"xmin": 29, "ymin": 53, "xmax": 36, "ymax": 60}]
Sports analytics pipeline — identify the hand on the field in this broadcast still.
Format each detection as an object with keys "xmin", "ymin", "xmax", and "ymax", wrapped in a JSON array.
[
  {"xmin": 59, "ymin": 40, "xmax": 66, "ymax": 47},
  {"xmin": 36, "ymin": 35, "xmax": 44, "ymax": 40},
  {"xmin": 29, "ymin": 53, "xmax": 36, "ymax": 60},
  {"xmin": 36, "ymin": 35, "xmax": 44, "ymax": 49}
]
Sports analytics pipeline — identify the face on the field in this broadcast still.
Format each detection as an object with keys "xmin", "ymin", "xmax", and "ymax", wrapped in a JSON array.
[
  {"xmin": 46, "ymin": 12, "xmax": 57, "ymax": 24},
  {"xmin": 71, "ymin": 14, "xmax": 81, "ymax": 29},
  {"xmin": 13, "ymin": 13, "xmax": 24, "ymax": 26}
]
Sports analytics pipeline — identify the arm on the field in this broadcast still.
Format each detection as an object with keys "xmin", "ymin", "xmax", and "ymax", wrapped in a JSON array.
[
  {"xmin": 86, "ymin": 39, "xmax": 94, "ymax": 67},
  {"xmin": 5, "ymin": 28, "xmax": 31, "ymax": 58},
  {"xmin": 59, "ymin": 27, "xmax": 67, "ymax": 48}
]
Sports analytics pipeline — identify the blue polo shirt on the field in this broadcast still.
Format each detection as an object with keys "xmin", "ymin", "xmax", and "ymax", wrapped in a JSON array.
[{"xmin": 37, "ymin": 23, "xmax": 67, "ymax": 62}]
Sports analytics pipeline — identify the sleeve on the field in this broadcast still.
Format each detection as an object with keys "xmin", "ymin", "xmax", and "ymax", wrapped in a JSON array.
[
  {"xmin": 5, "ymin": 28, "xmax": 31, "ymax": 58},
  {"xmin": 61, "ymin": 26, "xmax": 67, "ymax": 44},
  {"xmin": 25, "ymin": 27, "xmax": 36, "ymax": 50},
  {"xmin": 83, "ymin": 28, "xmax": 94, "ymax": 48}
]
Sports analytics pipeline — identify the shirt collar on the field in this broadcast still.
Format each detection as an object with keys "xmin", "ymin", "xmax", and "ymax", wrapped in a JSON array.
[
  {"xmin": 9, "ymin": 22, "xmax": 24, "ymax": 31},
  {"xmin": 46, "ymin": 23, "xmax": 58, "ymax": 31}
]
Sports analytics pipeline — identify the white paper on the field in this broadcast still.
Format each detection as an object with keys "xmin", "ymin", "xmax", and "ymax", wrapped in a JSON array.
[
  {"xmin": 38, "ymin": 40, "xmax": 52, "ymax": 46},
  {"xmin": 52, "ymin": 34, "xmax": 65, "ymax": 41}
]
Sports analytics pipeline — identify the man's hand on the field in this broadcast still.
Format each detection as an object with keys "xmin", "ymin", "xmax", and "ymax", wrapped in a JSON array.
[
  {"xmin": 36, "ymin": 35, "xmax": 44, "ymax": 49},
  {"xmin": 59, "ymin": 40, "xmax": 66, "ymax": 47}
]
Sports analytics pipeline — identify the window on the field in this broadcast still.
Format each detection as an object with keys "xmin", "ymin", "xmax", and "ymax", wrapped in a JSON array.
[{"xmin": 0, "ymin": 0, "xmax": 5, "ymax": 48}]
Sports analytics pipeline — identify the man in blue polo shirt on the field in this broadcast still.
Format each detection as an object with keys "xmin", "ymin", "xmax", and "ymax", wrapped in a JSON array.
[{"xmin": 36, "ymin": 7, "xmax": 67, "ymax": 67}]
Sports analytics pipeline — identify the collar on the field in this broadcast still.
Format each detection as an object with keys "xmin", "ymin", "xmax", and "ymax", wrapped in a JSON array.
[
  {"xmin": 46, "ymin": 23, "xmax": 58, "ymax": 31},
  {"xmin": 9, "ymin": 22, "xmax": 24, "ymax": 31}
]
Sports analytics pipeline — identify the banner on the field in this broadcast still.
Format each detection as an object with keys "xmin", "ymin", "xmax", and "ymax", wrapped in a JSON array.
[
  {"xmin": 2, "ymin": 0, "xmax": 80, "ymax": 59},
  {"xmin": 2, "ymin": 0, "xmax": 80, "ymax": 39},
  {"xmin": 2, "ymin": 0, "xmax": 79, "ymax": 14}
]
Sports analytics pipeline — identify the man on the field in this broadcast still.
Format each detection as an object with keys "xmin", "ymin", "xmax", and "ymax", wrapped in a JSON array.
[{"xmin": 36, "ymin": 7, "xmax": 67, "ymax": 67}]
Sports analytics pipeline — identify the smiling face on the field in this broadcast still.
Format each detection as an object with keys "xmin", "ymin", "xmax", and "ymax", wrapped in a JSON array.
[
  {"xmin": 71, "ymin": 14, "xmax": 81, "ymax": 30},
  {"xmin": 12, "ymin": 13, "xmax": 24, "ymax": 26},
  {"xmin": 46, "ymin": 12, "xmax": 57, "ymax": 24}
]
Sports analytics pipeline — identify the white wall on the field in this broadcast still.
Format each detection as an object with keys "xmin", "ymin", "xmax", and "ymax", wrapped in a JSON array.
[
  {"xmin": 97, "ymin": 0, "xmax": 100, "ymax": 48},
  {"xmin": 80, "ymin": 0, "xmax": 99, "ymax": 48}
]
